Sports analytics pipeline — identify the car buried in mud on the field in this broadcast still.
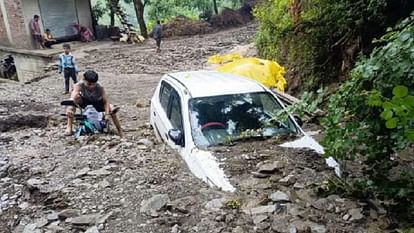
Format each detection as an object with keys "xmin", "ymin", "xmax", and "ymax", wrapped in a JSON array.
[{"xmin": 150, "ymin": 71, "xmax": 340, "ymax": 192}]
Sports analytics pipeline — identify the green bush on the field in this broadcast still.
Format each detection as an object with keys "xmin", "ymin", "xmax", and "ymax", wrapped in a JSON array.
[
  {"xmin": 321, "ymin": 12, "xmax": 414, "ymax": 208},
  {"xmin": 254, "ymin": 0, "xmax": 414, "ymax": 92}
]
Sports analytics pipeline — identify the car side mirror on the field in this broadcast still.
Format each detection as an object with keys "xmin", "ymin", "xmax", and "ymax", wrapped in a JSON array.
[
  {"xmin": 293, "ymin": 115, "xmax": 303, "ymax": 127},
  {"xmin": 168, "ymin": 129, "xmax": 183, "ymax": 146}
]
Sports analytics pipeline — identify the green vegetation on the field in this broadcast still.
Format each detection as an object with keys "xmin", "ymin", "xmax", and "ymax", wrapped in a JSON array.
[
  {"xmin": 91, "ymin": 0, "xmax": 241, "ymax": 31},
  {"xmin": 254, "ymin": 0, "xmax": 414, "ymax": 92},
  {"xmin": 254, "ymin": 0, "xmax": 414, "ymax": 224},
  {"xmin": 322, "ymin": 14, "xmax": 414, "ymax": 207}
]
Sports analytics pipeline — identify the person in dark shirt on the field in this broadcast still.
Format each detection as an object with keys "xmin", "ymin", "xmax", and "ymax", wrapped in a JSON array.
[
  {"xmin": 65, "ymin": 70, "xmax": 124, "ymax": 138},
  {"xmin": 153, "ymin": 20, "xmax": 163, "ymax": 53}
]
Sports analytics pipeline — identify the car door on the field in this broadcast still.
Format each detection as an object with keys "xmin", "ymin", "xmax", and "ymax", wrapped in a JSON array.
[
  {"xmin": 167, "ymin": 89, "xmax": 184, "ymax": 146},
  {"xmin": 152, "ymin": 80, "xmax": 173, "ymax": 142}
]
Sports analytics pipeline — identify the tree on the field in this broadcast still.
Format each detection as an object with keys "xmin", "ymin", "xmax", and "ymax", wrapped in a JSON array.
[
  {"xmin": 132, "ymin": 0, "xmax": 148, "ymax": 38},
  {"xmin": 109, "ymin": 0, "xmax": 120, "ymax": 26},
  {"xmin": 213, "ymin": 0, "xmax": 219, "ymax": 14}
]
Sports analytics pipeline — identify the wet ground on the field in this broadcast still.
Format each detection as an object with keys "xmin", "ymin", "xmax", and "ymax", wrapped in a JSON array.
[{"xmin": 0, "ymin": 24, "xmax": 389, "ymax": 233}]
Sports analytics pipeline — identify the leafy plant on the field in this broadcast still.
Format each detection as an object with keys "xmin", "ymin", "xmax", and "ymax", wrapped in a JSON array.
[{"xmin": 321, "ymin": 12, "xmax": 414, "ymax": 213}]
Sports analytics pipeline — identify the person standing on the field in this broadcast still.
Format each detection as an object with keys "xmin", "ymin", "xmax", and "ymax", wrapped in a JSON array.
[
  {"xmin": 153, "ymin": 20, "xmax": 162, "ymax": 53},
  {"xmin": 58, "ymin": 44, "xmax": 79, "ymax": 94},
  {"xmin": 29, "ymin": 15, "xmax": 44, "ymax": 49}
]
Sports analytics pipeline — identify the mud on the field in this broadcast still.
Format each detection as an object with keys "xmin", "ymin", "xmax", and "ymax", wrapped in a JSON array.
[{"xmin": 0, "ymin": 24, "xmax": 392, "ymax": 233}]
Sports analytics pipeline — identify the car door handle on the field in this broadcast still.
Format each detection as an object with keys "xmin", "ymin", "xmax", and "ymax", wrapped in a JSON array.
[{"xmin": 153, "ymin": 112, "xmax": 156, "ymax": 116}]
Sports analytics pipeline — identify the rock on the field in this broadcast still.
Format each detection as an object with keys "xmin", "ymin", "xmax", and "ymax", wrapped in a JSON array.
[
  {"xmin": 257, "ymin": 162, "xmax": 280, "ymax": 173},
  {"xmin": 205, "ymin": 198, "xmax": 226, "ymax": 212},
  {"xmin": 1, "ymin": 194, "xmax": 8, "ymax": 201},
  {"xmin": 97, "ymin": 211, "xmax": 112, "ymax": 224},
  {"xmin": 27, "ymin": 178, "xmax": 44, "ymax": 189},
  {"xmin": 140, "ymin": 194, "xmax": 170, "ymax": 214},
  {"xmin": 293, "ymin": 182, "xmax": 305, "ymax": 189},
  {"xmin": 87, "ymin": 168, "xmax": 111, "ymax": 176},
  {"xmin": 311, "ymin": 198, "xmax": 329, "ymax": 210},
  {"xmin": 35, "ymin": 218, "xmax": 48, "ymax": 228},
  {"xmin": 138, "ymin": 139, "xmax": 154, "ymax": 146},
  {"xmin": 85, "ymin": 226, "xmax": 100, "ymax": 233},
  {"xmin": 251, "ymin": 172, "xmax": 271, "ymax": 178},
  {"xmin": 18, "ymin": 202, "xmax": 30, "ymax": 210},
  {"xmin": 269, "ymin": 191, "xmax": 290, "ymax": 202},
  {"xmin": 58, "ymin": 209, "xmax": 81, "ymax": 219},
  {"xmin": 171, "ymin": 224, "xmax": 181, "ymax": 233},
  {"xmin": 98, "ymin": 179, "xmax": 111, "ymax": 188},
  {"xmin": 47, "ymin": 212, "xmax": 59, "ymax": 222},
  {"xmin": 23, "ymin": 224, "xmax": 38, "ymax": 233},
  {"xmin": 252, "ymin": 215, "xmax": 268, "ymax": 224},
  {"xmin": 250, "ymin": 205, "xmax": 278, "ymax": 215},
  {"xmin": 348, "ymin": 208, "xmax": 364, "ymax": 221},
  {"xmin": 342, "ymin": 214, "xmax": 351, "ymax": 221},
  {"xmin": 289, "ymin": 220, "xmax": 326, "ymax": 233},
  {"xmin": 75, "ymin": 167, "xmax": 90, "ymax": 177},
  {"xmin": 232, "ymin": 226, "xmax": 245, "ymax": 233},
  {"xmin": 66, "ymin": 213, "xmax": 101, "ymax": 225},
  {"xmin": 279, "ymin": 175, "xmax": 296, "ymax": 185}
]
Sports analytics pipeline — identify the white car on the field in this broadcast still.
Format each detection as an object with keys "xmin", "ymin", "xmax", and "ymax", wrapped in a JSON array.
[{"xmin": 150, "ymin": 71, "xmax": 339, "ymax": 192}]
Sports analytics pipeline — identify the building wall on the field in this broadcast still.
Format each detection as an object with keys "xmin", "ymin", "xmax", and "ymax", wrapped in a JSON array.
[
  {"xmin": 21, "ymin": 0, "xmax": 42, "ymax": 48},
  {"xmin": 76, "ymin": 0, "xmax": 93, "ymax": 31},
  {"xmin": 4, "ymin": 0, "xmax": 32, "ymax": 49},
  {"xmin": 0, "ymin": 1, "xmax": 11, "ymax": 46}
]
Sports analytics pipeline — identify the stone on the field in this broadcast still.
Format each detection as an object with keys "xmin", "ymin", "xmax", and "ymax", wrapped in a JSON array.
[
  {"xmin": 1, "ymin": 194, "xmax": 8, "ymax": 201},
  {"xmin": 289, "ymin": 220, "xmax": 326, "ymax": 233},
  {"xmin": 171, "ymin": 224, "xmax": 181, "ymax": 233},
  {"xmin": 205, "ymin": 198, "xmax": 226, "ymax": 212},
  {"xmin": 87, "ymin": 169, "xmax": 111, "ymax": 176},
  {"xmin": 252, "ymin": 172, "xmax": 271, "ymax": 178},
  {"xmin": 35, "ymin": 218, "xmax": 48, "ymax": 228},
  {"xmin": 250, "ymin": 205, "xmax": 277, "ymax": 215},
  {"xmin": 98, "ymin": 179, "xmax": 111, "ymax": 188},
  {"xmin": 257, "ymin": 162, "xmax": 279, "ymax": 173},
  {"xmin": 97, "ymin": 211, "xmax": 112, "ymax": 224},
  {"xmin": 140, "ymin": 194, "xmax": 170, "ymax": 214},
  {"xmin": 47, "ymin": 212, "xmax": 59, "ymax": 222},
  {"xmin": 232, "ymin": 226, "xmax": 245, "ymax": 233},
  {"xmin": 342, "ymin": 214, "xmax": 351, "ymax": 221},
  {"xmin": 269, "ymin": 191, "xmax": 290, "ymax": 202},
  {"xmin": 58, "ymin": 209, "xmax": 81, "ymax": 219},
  {"xmin": 279, "ymin": 175, "xmax": 296, "ymax": 185},
  {"xmin": 293, "ymin": 182, "xmax": 305, "ymax": 189},
  {"xmin": 85, "ymin": 226, "xmax": 100, "ymax": 233},
  {"xmin": 66, "ymin": 213, "xmax": 101, "ymax": 225},
  {"xmin": 75, "ymin": 167, "xmax": 90, "ymax": 177},
  {"xmin": 138, "ymin": 139, "xmax": 154, "ymax": 146},
  {"xmin": 27, "ymin": 178, "xmax": 44, "ymax": 189},
  {"xmin": 23, "ymin": 224, "xmax": 37, "ymax": 233},
  {"xmin": 312, "ymin": 198, "xmax": 329, "ymax": 210},
  {"xmin": 252, "ymin": 214, "xmax": 268, "ymax": 224},
  {"xmin": 18, "ymin": 202, "xmax": 30, "ymax": 210},
  {"xmin": 349, "ymin": 208, "xmax": 364, "ymax": 221}
]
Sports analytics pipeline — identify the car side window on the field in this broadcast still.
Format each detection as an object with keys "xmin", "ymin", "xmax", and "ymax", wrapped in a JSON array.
[
  {"xmin": 159, "ymin": 81, "xmax": 172, "ymax": 112},
  {"xmin": 168, "ymin": 90, "xmax": 183, "ymax": 132}
]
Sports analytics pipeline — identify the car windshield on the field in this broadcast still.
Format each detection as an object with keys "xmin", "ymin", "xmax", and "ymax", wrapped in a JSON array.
[{"xmin": 189, "ymin": 92, "xmax": 298, "ymax": 147}]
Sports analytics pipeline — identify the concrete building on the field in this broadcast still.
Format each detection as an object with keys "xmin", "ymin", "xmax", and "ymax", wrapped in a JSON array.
[{"xmin": 0, "ymin": 0, "xmax": 93, "ymax": 82}]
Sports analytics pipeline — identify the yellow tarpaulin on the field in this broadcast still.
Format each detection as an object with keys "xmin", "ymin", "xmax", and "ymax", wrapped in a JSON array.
[{"xmin": 208, "ymin": 54, "xmax": 287, "ymax": 92}]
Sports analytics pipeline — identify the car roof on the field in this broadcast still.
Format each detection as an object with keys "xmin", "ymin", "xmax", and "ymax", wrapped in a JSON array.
[{"xmin": 167, "ymin": 71, "xmax": 266, "ymax": 98}]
